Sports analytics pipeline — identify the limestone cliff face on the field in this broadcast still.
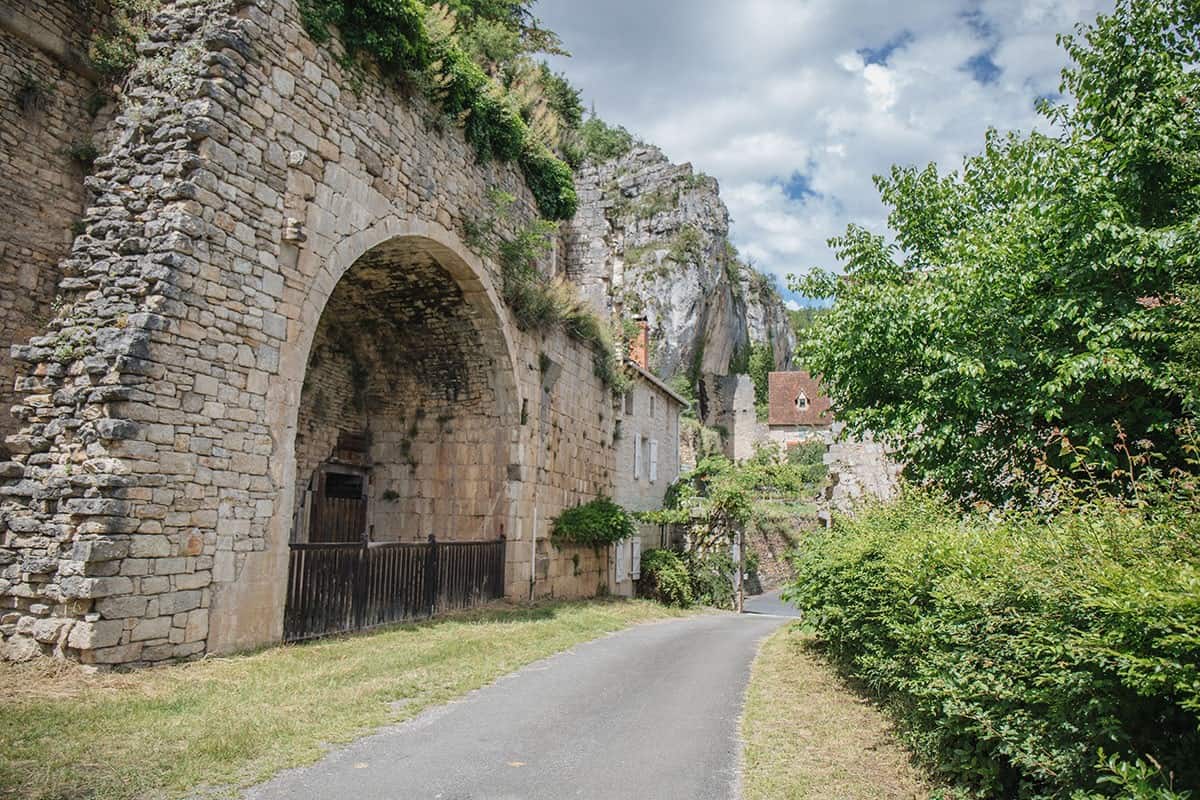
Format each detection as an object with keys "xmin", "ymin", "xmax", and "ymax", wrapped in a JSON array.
[{"xmin": 564, "ymin": 146, "xmax": 794, "ymax": 384}]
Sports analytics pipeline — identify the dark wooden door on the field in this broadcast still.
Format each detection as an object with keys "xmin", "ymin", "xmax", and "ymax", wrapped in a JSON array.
[{"xmin": 309, "ymin": 469, "xmax": 367, "ymax": 543}]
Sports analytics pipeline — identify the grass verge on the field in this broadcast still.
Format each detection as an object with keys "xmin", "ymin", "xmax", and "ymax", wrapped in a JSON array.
[
  {"xmin": 0, "ymin": 599, "xmax": 689, "ymax": 800},
  {"xmin": 741, "ymin": 625, "xmax": 930, "ymax": 800}
]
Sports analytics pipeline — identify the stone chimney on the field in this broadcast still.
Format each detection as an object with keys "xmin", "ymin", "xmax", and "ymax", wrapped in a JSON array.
[{"xmin": 629, "ymin": 318, "xmax": 650, "ymax": 370}]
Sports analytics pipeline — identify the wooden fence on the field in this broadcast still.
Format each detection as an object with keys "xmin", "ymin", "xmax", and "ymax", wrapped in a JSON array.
[{"xmin": 283, "ymin": 536, "xmax": 506, "ymax": 642}]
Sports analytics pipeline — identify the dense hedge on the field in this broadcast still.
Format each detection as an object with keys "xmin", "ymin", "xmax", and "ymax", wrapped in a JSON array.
[
  {"xmin": 787, "ymin": 491, "xmax": 1200, "ymax": 799},
  {"xmin": 299, "ymin": 0, "xmax": 578, "ymax": 220}
]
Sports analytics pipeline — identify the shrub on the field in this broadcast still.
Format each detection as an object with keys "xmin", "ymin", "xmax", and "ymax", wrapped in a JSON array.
[
  {"xmin": 787, "ymin": 489, "xmax": 1200, "ymax": 799},
  {"xmin": 299, "ymin": 0, "xmax": 578, "ymax": 220},
  {"xmin": 551, "ymin": 496, "xmax": 635, "ymax": 547},
  {"xmin": 88, "ymin": 0, "xmax": 159, "ymax": 80},
  {"xmin": 518, "ymin": 144, "xmax": 578, "ymax": 220},
  {"xmin": 565, "ymin": 115, "xmax": 635, "ymax": 166},
  {"xmin": 639, "ymin": 549, "xmax": 694, "ymax": 607}
]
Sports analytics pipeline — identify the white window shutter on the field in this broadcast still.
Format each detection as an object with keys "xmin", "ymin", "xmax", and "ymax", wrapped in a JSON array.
[
  {"xmin": 649, "ymin": 439, "xmax": 659, "ymax": 483},
  {"xmin": 631, "ymin": 536, "xmax": 642, "ymax": 579},
  {"xmin": 634, "ymin": 432, "xmax": 642, "ymax": 479},
  {"xmin": 615, "ymin": 540, "xmax": 629, "ymax": 581}
]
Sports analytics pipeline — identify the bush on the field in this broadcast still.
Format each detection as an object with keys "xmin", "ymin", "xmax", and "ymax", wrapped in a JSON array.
[
  {"xmin": 299, "ymin": 0, "xmax": 578, "ymax": 220},
  {"xmin": 639, "ymin": 549, "xmax": 693, "ymax": 607},
  {"xmin": 787, "ymin": 490, "xmax": 1200, "ymax": 799},
  {"xmin": 551, "ymin": 496, "xmax": 635, "ymax": 547}
]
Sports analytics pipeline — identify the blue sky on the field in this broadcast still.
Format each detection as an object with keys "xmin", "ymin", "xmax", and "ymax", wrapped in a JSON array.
[{"xmin": 537, "ymin": 0, "xmax": 1114, "ymax": 306}]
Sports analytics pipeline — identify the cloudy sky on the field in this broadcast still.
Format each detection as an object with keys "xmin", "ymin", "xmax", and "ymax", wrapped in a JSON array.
[{"xmin": 537, "ymin": 0, "xmax": 1114, "ymax": 304}]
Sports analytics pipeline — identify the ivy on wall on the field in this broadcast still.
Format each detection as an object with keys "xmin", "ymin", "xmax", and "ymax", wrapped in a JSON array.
[{"xmin": 298, "ymin": 0, "xmax": 578, "ymax": 220}]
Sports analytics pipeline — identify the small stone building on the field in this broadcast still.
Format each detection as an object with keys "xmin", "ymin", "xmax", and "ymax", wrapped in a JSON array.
[
  {"xmin": 766, "ymin": 371, "xmax": 833, "ymax": 447},
  {"xmin": 610, "ymin": 324, "xmax": 687, "ymax": 595}
]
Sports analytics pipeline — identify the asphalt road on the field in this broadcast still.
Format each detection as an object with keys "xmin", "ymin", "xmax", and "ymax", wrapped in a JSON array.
[{"xmin": 243, "ymin": 598, "xmax": 797, "ymax": 800}]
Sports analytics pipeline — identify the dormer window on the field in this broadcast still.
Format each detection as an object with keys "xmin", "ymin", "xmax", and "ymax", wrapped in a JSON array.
[{"xmin": 795, "ymin": 391, "xmax": 810, "ymax": 411}]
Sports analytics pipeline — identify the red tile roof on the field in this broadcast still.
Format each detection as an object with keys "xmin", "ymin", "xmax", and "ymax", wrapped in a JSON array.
[{"xmin": 767, "ymin": 371, "xmax": 832, "ymax": 427}]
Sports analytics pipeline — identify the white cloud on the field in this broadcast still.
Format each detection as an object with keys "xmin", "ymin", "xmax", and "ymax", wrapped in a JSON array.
[{"xmin": 537, "ymin": 0, "xmax": 1115, "ymax": 299}]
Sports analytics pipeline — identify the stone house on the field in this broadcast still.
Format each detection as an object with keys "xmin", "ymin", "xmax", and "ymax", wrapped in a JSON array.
[
  {"xmin": 766, "ymin": 371, "xmax": 834, "ymax": 447},
  {"xmin": 609, "ymin": 323, "xmax": 687, "ymax": 596}
]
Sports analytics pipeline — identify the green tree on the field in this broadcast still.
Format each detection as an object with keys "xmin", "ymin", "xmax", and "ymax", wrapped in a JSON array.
[{"xmin": 793, "ymin": 0, "xmax": 1200, "ymax": 503}]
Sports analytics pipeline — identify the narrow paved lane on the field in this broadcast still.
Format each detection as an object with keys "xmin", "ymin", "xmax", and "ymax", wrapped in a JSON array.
[{"xmin": 243, "ymin": 611, "xmax": 788, "ymax": 800}]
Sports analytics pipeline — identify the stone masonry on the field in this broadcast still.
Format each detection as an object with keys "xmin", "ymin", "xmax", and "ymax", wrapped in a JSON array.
[
  {"xmin": 0, "ymin": 0, "xmax": 620, "ymax": 666},
  {"xmin": 0, "ymin": 0, "xmax": 112, "ymax": 456}
]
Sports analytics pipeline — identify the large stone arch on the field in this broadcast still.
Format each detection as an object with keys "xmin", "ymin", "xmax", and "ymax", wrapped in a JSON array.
[{"xmin": 207, "ymin": 220, "xmax": 523, "ymax": 653}]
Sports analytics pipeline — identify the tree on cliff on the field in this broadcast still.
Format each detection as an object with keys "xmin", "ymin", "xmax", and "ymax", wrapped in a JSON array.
[{"xmin": 792, "ymin": 0, "xmax": 1200, "ymax": 503}]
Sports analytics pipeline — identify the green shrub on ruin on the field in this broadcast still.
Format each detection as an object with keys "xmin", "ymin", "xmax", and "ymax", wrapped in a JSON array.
[
  {"xmin": 298, "ymin": 0, "xmax": 578, "ymax": 220},
  {"xmin": 551, "ymin": 496, "xmax": 636, "ymax": 547},
  {"xmin": 88, "ymin": 0, "xmax": 160, "ymax": 80}
]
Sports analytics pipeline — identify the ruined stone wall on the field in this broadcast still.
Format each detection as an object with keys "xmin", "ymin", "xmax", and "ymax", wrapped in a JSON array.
[
  {"xmin": 0, "ymin": 1, "xmax": 108, "ymax": 455},
  {"xmin": 0, "ymin": 0, "xmax": 616, "ymax": 666}
]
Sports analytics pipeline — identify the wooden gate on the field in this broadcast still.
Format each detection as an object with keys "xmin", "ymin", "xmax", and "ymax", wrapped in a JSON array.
[{"xmin": 282, "ymin": 536, "xmax": 506, "ymax": 642}]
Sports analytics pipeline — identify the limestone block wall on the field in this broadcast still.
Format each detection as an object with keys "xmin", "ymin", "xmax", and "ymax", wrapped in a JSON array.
[
  {"xmin": 0, "ymin": 1, "xmax": 109, "ymax": 454},
  {"xmin": 0, "ymin": 0, "xmax": 616, "ymax": 666}
]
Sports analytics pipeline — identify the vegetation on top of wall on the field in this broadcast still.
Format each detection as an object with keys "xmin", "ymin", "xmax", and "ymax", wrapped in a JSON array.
[
  {"xmin": 298, "ymin": 0, "xmax": 578, "ymax": 220},
  {"xmin": 550, "ymin": 496, "xmax": 636, "ymax": 547},
  {"xmin": 465, "ymin": 191, "xmax": 631, "ymax": 392},
  {"xmin": 88, "ymin": 0, "xmax": 160, "ymax": 81},
  {"xmin": 791, "ymin": 0, "xmax": 1200, "ymax": 505}
]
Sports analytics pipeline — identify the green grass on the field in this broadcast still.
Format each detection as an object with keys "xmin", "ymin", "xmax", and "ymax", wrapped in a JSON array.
[
  {"xmin": 0, "ymin": 599, "xmax": 689, "ymax": 800},
  {"xmin": 741, "ymin": 626, "xmax": 931, "ymax": 800}
]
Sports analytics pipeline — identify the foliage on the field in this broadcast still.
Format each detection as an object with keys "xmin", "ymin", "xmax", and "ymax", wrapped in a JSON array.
[
  {"xmin": 467, "ymin": 191, "xmax": 627, "ymax": 390},
  {"xmin": 667, "ymin": 224, "xmax": 705, "ymax": 264},
  {"xmin": 550, "ymin": 496, "xmax": 636, "ymax": 547},
  {"xmin": 790, "ymin": 0, "xmax": 1200, "ymax": 503},
  {"xmin": 88, "ymin": 0, "xmax": 160, "ymax": 81},
  {"xmin": 14, "ymin": 71, "xmax": 51, "ymax": 114},
  {"xmin": 563, "ymin": 115, "xmax": 636, "ymax": 166},
  {"xmin": 778, "ymin": 440, "xmax": 829, "ymax": 485},
  {"xmin": 638, "ymin": 549, "xmax": 694, "ymax": 607},
  {"xmin": 298, "ymin": 0, "xmax": 577, "ymax": 220},
  {"xmin": 786, "ymin": 485, "xmax": 1200, "ymax": 799},
  {"xmin": 747, "ymin": 340, "xmax": 774, "ymax": 416},
  {"xmin": 667, "ymin": 373, "xmax": 698, "ymax": 416},
  {"xmin": 66, "ymin": 140, "xmax": 99, "ymax": 170}
]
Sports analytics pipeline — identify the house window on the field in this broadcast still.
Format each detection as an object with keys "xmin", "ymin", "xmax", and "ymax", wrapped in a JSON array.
[
  {"xmin": 650, "ymin": 395, "xmax": 656, "ymax": 418},
  {"xmin": 625, "ymin": 392, "xmax": 634, "ymax": 415},
  {"xmin": 796, "ymin": 391, "xmax": 810, "ymax": 411}
]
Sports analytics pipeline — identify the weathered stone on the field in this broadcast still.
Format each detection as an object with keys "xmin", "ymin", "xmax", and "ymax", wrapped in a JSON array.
[
  {"xmin": 131, "ymin": 616, "xmax": 171, "ymax": 641},
  {"xmin": 96, "ymin": 595, "xmax": 149, "ymax": 619},
  {"xmin": 67, "ymin": 619, "xmax": 125, "ymax": 649}
]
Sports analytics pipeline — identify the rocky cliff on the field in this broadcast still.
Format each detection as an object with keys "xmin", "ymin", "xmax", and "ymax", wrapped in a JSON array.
[{"xmin": 564, "ymin": 146, "xmax": 794, "ymax": 389}]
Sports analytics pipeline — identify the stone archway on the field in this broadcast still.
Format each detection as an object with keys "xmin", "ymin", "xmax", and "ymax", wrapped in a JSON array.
[
  {"xmin": 206, "ymin": 220, "xmax": 523, "ymax": 653},
  {"xmin": 292, "ymin": 235, "xmax": 517, "ymax": 545}
]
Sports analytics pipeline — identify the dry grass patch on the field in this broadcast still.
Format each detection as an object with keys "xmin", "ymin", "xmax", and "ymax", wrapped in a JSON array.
[
  {"xmin": 0, "ymin": 599, "xmax": 689, "ymax": 800},
  {"xmin": 741, "ymin": 625, "xmax": 931, "ymax": 800}
]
